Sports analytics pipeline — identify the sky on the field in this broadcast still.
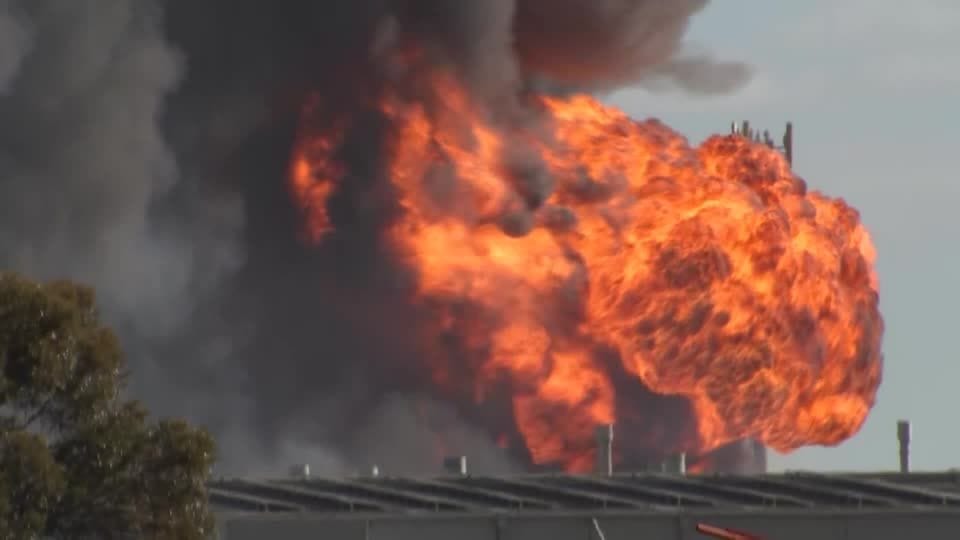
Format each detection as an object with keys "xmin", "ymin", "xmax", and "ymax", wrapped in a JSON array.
[{"xmin": 610, "ymin": 1, "xmax": 960, "ymax": 472}]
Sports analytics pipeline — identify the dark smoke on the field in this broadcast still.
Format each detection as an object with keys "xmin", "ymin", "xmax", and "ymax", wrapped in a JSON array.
[
  {"xmin": 0, "ymin": 1, "xmax": 248, "ymax": 469},
  {"xmin": 0, "ymin": 0, "xmax": 749, "ymax": 475},
  {"xmin": 514, "ymin": 0, "xmax": 749, "ymax": 92}
]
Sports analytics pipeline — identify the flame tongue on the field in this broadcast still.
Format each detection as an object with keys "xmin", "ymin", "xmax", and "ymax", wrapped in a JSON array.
[{"xmin": 289, "ymin": 71, "xmax": 882, "ymax": 472}]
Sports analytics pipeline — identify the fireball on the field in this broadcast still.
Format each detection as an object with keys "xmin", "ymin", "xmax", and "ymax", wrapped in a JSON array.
[{"xmin": 289, "ymin": 67, "xmax": 882, "ymax": 472}]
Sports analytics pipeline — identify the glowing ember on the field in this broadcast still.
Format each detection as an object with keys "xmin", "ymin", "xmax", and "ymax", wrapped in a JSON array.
[{"xmin": 288, "ymin": 70, "xmax": 882, "ymax": 472}]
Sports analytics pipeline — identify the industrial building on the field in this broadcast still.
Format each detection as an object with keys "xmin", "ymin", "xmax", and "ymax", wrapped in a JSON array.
[
  {"xmin": 210, "ymin": 469, "xmax": 960, "ymax": 539},
  {"xmin": 210, "ymin": 419, "xmax": 960, "ymax": 539}
]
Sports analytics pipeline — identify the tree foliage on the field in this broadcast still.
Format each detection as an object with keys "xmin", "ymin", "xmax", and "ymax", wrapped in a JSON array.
[{"xmin": 0, "ymin": 273, "xmax": 216, "ymax": 539}]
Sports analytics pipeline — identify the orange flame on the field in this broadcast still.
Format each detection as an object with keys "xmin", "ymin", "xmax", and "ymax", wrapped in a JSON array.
[{"xmin": 288, "ymin": 71, "xmax": 882, "ymax": 471}]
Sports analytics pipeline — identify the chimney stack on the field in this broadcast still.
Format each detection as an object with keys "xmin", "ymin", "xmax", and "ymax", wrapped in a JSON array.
[
  {"xmin": 594, "ymin": 424, "xmax": 614, "ymax": 476},
  {"xmin": 897, "ymin": 420, "xmax": 911, "ymax": 473},
  {"xmin": 661, "ymin": 453, "xmax": 687, "ymax": 475},
  {"xmin": 783, "ymin": 122, "xmax": 794, "ymax": 165},
  {"xmin": 750, "ymin": 439, "xmax": 768, "ymax": 474},
  {"xmin": 443, "ymin": 456, "xmax": 468, "ymax": 476},
  {"xmin": 288, "ymin": 464, "xmax": 311, "ymax": 480}
]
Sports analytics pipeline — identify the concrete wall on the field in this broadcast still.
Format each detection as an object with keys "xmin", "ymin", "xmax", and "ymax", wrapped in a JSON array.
[{"xmin": 218, "ymin": 510, "xmax": 960, "ymax": 540}]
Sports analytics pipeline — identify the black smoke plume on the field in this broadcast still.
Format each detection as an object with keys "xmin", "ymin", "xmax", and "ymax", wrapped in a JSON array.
[{"xmin": 0, "ymin": 0, "xmax": 748, "ymax": 475}]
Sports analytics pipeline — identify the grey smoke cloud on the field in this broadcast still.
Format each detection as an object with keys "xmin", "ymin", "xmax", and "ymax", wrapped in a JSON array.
[
  {"xmin": 513, "ymin": 0, "xmax": 750, "ymax": 92},
  {"xmin": 0, "ymin": 1, "xmax": 242, "ymax": 339},
  {"xmin": 0, "ymin": 0, "xmax": 749, "ymax": 474},
  {"xmin": 382, "ymin": 0, "xmax": 749, "ymax": 96},
  {"xmin": 0, "ymin": 2, "xmax": 31, "ymax": 93},
  {"xmin": 644, "ymin": 55, "xmax": 754, "ymax": 95},
  {"xmin": 0, "ymin": 0, "xmax": 248, "ymax": 462}
]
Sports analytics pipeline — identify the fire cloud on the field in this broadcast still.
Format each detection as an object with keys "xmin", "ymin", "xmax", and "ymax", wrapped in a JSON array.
[
  {"xmin": 0, "ymin": 0, "xmax": 881, "ymax": 474},
  {"xmin": 286, "ymin": 8, "xmax": 883, "ymax": 471}
]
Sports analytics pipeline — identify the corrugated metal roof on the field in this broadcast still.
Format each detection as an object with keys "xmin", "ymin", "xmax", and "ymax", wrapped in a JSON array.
[{"xmin": 209, "ymin": 471, "xmax": 960, "ymax": 515}]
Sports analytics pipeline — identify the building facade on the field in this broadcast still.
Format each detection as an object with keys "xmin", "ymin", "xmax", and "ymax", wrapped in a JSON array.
[{"xmin": 211, "ymin": 471, "xmax": 960, "ymax": 539}]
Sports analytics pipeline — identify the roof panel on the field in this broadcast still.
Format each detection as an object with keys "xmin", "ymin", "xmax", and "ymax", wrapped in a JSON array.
[{"xmin": 208, "ymin": 471, "xmax": 960, "ymax": 515}]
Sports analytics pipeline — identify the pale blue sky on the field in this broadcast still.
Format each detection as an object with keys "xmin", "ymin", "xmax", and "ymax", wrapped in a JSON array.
[{"xmin": 609, "ymin": 1, "xmax": 960, "ymax": 472}]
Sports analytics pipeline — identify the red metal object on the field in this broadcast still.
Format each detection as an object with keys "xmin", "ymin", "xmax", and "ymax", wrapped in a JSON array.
[{"xmin": 696, "ymin": 522, "xmax": 765, "ymax": 540}]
